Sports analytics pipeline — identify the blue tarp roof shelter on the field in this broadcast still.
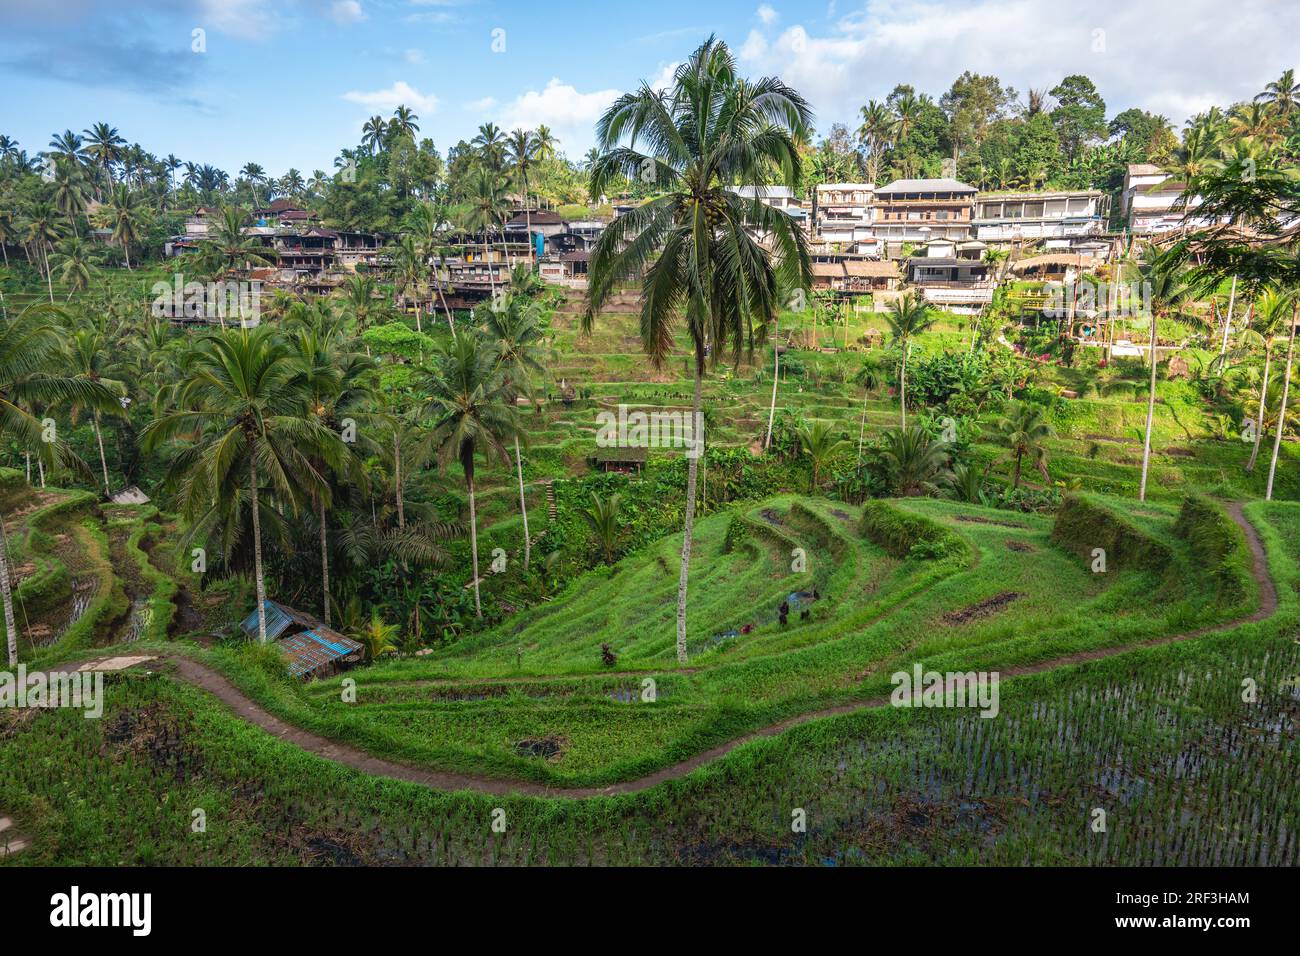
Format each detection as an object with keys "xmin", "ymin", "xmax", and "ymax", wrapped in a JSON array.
[
  {"xmin": 240, "ymin": 600, "xmax": 297, "ymax": 641},
  {"xmin": 279, "ymin": 629, "xmax": 364, "ymax": 679}
]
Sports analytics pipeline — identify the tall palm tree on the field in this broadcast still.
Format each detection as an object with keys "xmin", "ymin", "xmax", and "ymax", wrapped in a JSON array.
[
  {"xmin": 1256, "ymin": 68, "xmax": 1299, "ymax": 118},
  {"xmin": 203, "ymin": 205, "xmax": 273, "ymax": 296},
  {"xmin": 47, "ymin": 130, "xmax": 83, "ymax": 165},
  {"xmin": 0, "ymin": 304, "xmax": 117, "ymax": 664},
  {"xmin": 462, "ymin": 167, "xmax": 511, "ymax": 289},
  {"xmin": 22, "ymin": 200, "xmax": 64, "ymax": 303},
  {"xmin": 391, "ymin": 105, "xmax": 420, "ymax": 140},
  {"xmin": 482, "ymin": 296, "xmax": 548, "ymax": 567},
  {"xmin": 507, "ymin": 128, "xmax": 540, "ymax": 266},
  {"xmin": 856, "ymin": 100, "xmax": 898, "ymax": 184},
  {"xmin": 1266, "ymin": 304, "xmax": 1299, "ymax": 501},
  {"xmin": 62, "ymin": 325, "xmax": 126, "ymax": 496},
  {"xmin": 533, "ymin": 125, "xmax": 558, "ymax": 162},
  {"xmin": 585, "ymin": 36, "xmax": 812, "ymax": 663},
  {"xmin": 884, "ymin": 293, "xmax": 938, "ymax": 429},
  {"xmin": 797, "ymin": 420, "xmax": 848, "ymax": 493},
  {"xmin": 1245, "ymin": 288, "xmax": 1296, "ymax": 473},
  {"xmin": 425, "ymin": 333, "xmax": 519, "ymax": 617},
  {"xmin": 990, "ymin": 400, "xmax": 1055, "ymax": 489},
  {"xmin": 50, "ymin": 159, "xmax": 88, "ymax": 232},
  {"xmin": 361, "ymin": 115, "xmax": 387, "ymax": 155},
  {"xmin": 1135, "ymin": 247, "xmax": 1192, "ymax": 501},
  {"xmin": 472, "ymin": 122, "xmax": 507, "ymax": 171},
  {"xmin": 49, "ymin": 236, "xmax": 96, "ymax": 297},
  {"xmin": 82, "ymin": 122, "xmax": 126, "ymax": 196},
  {"xmin": 142, "ymin": 326, "xmax": 345, "ymax": 642},
  {"xmin": 101, "ymin": 184, "xmax": 147, "ymax": 270}
]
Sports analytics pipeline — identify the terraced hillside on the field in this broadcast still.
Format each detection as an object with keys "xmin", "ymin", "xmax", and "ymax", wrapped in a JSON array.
[{"xmin": 197, "ymin": 491, "xmax": 1258, "ymax": 788}]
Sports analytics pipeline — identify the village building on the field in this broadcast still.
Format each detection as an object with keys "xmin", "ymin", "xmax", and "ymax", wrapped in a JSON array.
[
  {"xmin": 240, "ymin": 600, "xmax": 363, "ymax": 680},
  {"xmin": 973, "ymin": 189, "xmax": 1110, "ymax": 244},
  {"xmin": 872, "ymin": 178, "xmax": 977, "ymax": 247},
  {"xmin": 812, "ymin": 183, "xmax": 876, "ymax": 250},
  {"xmin": 905, "ymin": 240, "xmax": 996, "ymax": 313}
]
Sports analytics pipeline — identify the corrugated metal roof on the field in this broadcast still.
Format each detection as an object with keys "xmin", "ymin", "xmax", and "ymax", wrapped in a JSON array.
[
  {"xmin": 876, "ymin": 178, "xmax": 975, "ymax": 195},
  {"xmin": 279, "ymin": 628, "xmax": 364, "ymax": 679},
  {"xmin": 240, "ymin": 600, "xmax": 295, "ymax": 641}
]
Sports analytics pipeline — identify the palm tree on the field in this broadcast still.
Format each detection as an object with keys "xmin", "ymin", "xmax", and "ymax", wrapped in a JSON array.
[
  {"xmin": 0, "ymin": 304, "xmax": 117, "ymax": 664},
  {"xmin": 879, "ymin": 427, "xmax": 953, "ymax": 497},
  {"xmin": 472, "ymin": 122, "xmax": 507, "ymax": 171},
  {"xmin": 23, "ymin": 200, "xmax": 64, "ymax": 303},
  {"xmin": 584, "ymin": 37, "xmax": 812, "ymax": 663},
  {"xmin": 391, "ymin": 105, "xmax": 420, "ymax": 140},
  {"xmin": 62, "ymin": 325, "xmax": 126, "ymax": 496},
  {"xmin": 49, "ymin": 236, "xmax": 96, "ymax": 297},
  {"xmin": 533, "ymin": 125, "xmax": 558, "ymax": 162},
  {"xmin": 1267, "ymin": 303, "xmax": 1298, "ymax": 501},
  {"xmin": 1135, "ymin": 247, "xmax": 1192, "ymax": 500},
  {"xmin": 854, "ymin": 359, "xmax": 885, "ymax": 461},
  {"xmin": 361, "ymin": 115, "xmax": 387, "ymax": 155},
  {"xmin": 990, "ymin": 400, "xmax": 1055, "ymax": 489},
  {"xmin": 482, "ymin": 296, "xmax": 548, "ymax": 567},
  {"xmin": 507, "ymin": 128, "xmax": 540, "ymax": 267},
  {"xmin": 884, "ymin": 293, "xmax": 938, "ymax": 429},
  {"xmin": 101, "ymin": 184, "xmax": 147, "ymax": 270},
  {"xmin": 855, "ymin": 100, "xmax": 898, "ymax": 183},
  {"xmin": 797, "ymin": 420, "xmax": 848, "ymax": 493},
  {"xmin": 581, "ymin": 492, "xmax": 624, "ymax": 565},
  {"xmin": 1245, "ymin": 288, "xmax": 1296, "ymax": 473},
  {"xmin": 203, "ymin": 205, "xmax": 273, "ymax": 295},
  {"xmin": 82, "ymin": 122, "xmax": 125, "ymax": 196},
  {"xmin": 1256, "ymin": 68, "xmax": 1299, "ymax": 118},
  {"xmin": 462, "ymin": 167, "xmax": 511, "ymax": 289},
  {"xmin": 425, "ymin": 333, "xmax": 519, "ymax": 617},
  {"xmin": 50, "ymin": 159, "xmax": 88, "ymax": 232},
  {"xmin": 142, "ymin": 326, "xmax": 345, "ymax": 643}
]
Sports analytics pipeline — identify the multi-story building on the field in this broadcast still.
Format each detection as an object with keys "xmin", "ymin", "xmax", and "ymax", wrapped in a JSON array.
[
  {"xmin": 1121, "ymin": 164, "xmax": 1219, "ymax": 235},
  {"xmin": 872, "ymin": 178, "xmax": 977, "ymax": 246},
  {"xmin": 813, "ymin": 183, "xmax": 875, "ymax": 250},
  {"xmin": 973, "ymin": 189, "xmax": 1110, "ymax": 244}
]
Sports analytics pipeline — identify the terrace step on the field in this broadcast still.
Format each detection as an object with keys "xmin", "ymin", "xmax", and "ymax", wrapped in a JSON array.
[{"xmin": 544, "ymin": 480, "xmax": 558, "ymax": 520}]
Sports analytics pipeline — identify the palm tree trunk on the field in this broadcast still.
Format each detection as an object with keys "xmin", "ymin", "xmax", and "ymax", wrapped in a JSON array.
[
  {"xmin": 1013, "ymin": 449, "xmax": 1023, "ymax": 490},
  {"xmin": 515, "ymin": 435, "xmax": 530, "ymax": 569},
  {"xmin": 1138, "ymin": 309, "xmax": 1159, "ymax": 501},
  {"xmin": 1266, "ymin": 308, "xmax": 1298, "ymax": 501},
  {"xmin": 675, "ymin": 368, "xmax": 703, "ymax": 664},
  {"xmin": 250, "ymin": 456, "xmax": 268, "ymax": 643},
  {"xmin": 1219, "ymin": 275, "xmax": 1237, "ymax": 358},
  {"xmin": 319, "ymin": 497, "xmax": 331, "ymax": 628},
  {"xmin": 393, "ymin": 434, "xmax": 405, "ymax": 529},
  {"xmin": 1247, "ymin": 343, "xmax": 1272, "ymax": 474},
  {"xmin": 468, "ymin": 472, "xmax": 482, "ymax": 618},
  {"xmin": 43, "ymin": 245, "xmax": 54, "ymax": 304},
  {"xmin": 899, "ymin": 341, "xmax": 908, "ymax": 430},
  {"xmin": 92, "ymin": 411, "xmax": 111, "ymax": 496},
  {"xmin": 1, "ymin": 515, "xmax": 19, "ymax": 666},
  {"xmin": 857, "ymin": 385, "xmax": 869, "ymax": 462},
  {"xmin": 524, "ymin": 176, "xmax": 534, "ymax": 269},
  {"xmin": 764, "ymin": 317, "xmax": 779, "ymax": 450},
  {"xmin": 436, "ymin": 275, "xmax": 456, "ymax": 337},
  {"xmin": 123, "ymin": 241, "xmax": 132, "ymax": 271}
]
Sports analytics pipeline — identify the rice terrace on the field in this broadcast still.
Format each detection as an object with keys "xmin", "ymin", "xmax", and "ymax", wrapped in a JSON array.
[{"xmin": 0, "ymin": 0, "xmax": 1297, "ymax": 908}]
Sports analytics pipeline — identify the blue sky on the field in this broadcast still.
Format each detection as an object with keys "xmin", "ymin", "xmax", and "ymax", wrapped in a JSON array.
[{"xmin": 1, "ymin": 0, "xmax": 1296, "ymax": 177}]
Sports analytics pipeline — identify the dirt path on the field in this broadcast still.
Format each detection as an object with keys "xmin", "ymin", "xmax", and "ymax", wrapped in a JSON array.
[{"xmin": 112, "ymin": 504, "xmax": 1281, "ymax": 799}]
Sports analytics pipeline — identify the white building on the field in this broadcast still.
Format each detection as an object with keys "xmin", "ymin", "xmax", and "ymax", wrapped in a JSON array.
[
  {"xmin": 813, "ymin": 182, "xmax": 875, "ymax": 249},
  {"xmin": 973, "ymin": 190, "xmax": 1110, "ymax": 243}
]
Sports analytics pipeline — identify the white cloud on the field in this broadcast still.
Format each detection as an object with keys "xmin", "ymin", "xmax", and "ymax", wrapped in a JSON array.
[
  {"xmin": 467, "ymin": 96, "xmax": 497, "ymax": 111},
  {"xmin": 403, "ymin": 48, "xmax": 426, "ymax": 65},
  {"xmin": 198, "ymin": 0, "xmax": 279, "ymax": 40},
  {"xmin": 756, "ymin": 4, "xmax": 778, "ymax": 26},
  {"xmin": 496, "ymin": 78, "xmax": 620, "ymax": 149},
  {"xmin": 343, "ymin": 80, "xmax": 438, "ymax": 115},
  {"xmin": 329, "ymin": 0, "xmax": 365, "ymax": 24},
  {"xmin": 735, "ymin": 0, "xmax": 1300, "ymax": 131}
]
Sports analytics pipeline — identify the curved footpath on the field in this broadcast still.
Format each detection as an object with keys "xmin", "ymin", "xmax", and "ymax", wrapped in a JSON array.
[{"xmin": 108, "ymin": 503, "xmax": 1283, "ymax": 799}]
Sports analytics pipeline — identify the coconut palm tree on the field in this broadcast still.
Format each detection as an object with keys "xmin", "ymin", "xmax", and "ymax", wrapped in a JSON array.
[
  {"xmin": 0, "ymin": 304, "xmax": 117, "ymax": 664},
  {"xmin": 884, "ymin": 293, "xmax": 938, "ymax": 429},
  {"xmin": 142, "ymin": 326, "xmax": 345, "ymax": 643},
  {"xmin": 1135, "ymin": 247, "xmax": 1192, "ymax": 500},
  {"xmin": 22, "ymin": 200, "xmax": 64, "ymax": 303},
  {"xmin": 461, "ymin": 167, "xmax": 511, "ymax": 290},
  {"xmin": 990, "ymin": 400, "xmax": 1055, "ymax": 489},
  {"xmin": 879, "ymin": 426, "xmax": 952, "ymax": 497},
  {"xmin": 854, "ymin": 359, "xmax": 885, "ymax": 461},
  {"xmin": 81, "ymin": 122, "xmax": 125, "ymax": 196},
  {"xmin": 424, "ymin": 332, "xmax": 519, "ymax": 617},
  {"xmin": 797, "ymin": 420, "xmax": 848, "ymax": 493},
  {"xmin": 482, "ymin": 296, "xmax": 548, "ymax": 567},
  {"xmin": 391, "ymin": 105, "xmax": 420, "ymax": 140},
  {"xmin": 507, "ymin": 128, "xmax": 540, "ymax": 267},
  {"xmin": 1256, "ymin": 69, "xmax": 1299, "ymax": 118},
  {"xmin": 50, "ymin": 158, "xmax": 88, "ymax": 231},
  {"xmin": 101, "ymin": 184, "xmax": 147, "ymax": 270},
  {"xmin": 61, "ymin": 325, "xmax": 126, "ymax": 496},
  {"xmin": 203, "ymin": 205, "xmax": 273, "ymax": 293},
  {"xmin": 354, "ymin": 609, "xmax": 400, "ymax": 661},
  {"xmin": 361, "ymin": 116, "xmax": 387, "ymax": 155},
  {"xmin": 856, "ymin": 100, "xmax": 898, "ymax": 184},
  {"xmin": 1245, "ymin": 288, "xmax": 1296, "ymax": 473},
  {"xmin": 1266, "ymin": 304, "xmax": 1299, "ymax": 501},
  {"xmin": 49, "ymin": 236, "xmax": 96, "ymax": 297},
  {"xmin": 472, "ymin": 122, "xmax": 507, "ymax": 171},
  {"xmin": 584, "ymin": 36, "xmax": 812, "ymax": 663},
  {"xmin": 533, "ymin": 125, "xmax": 558, "ymax": 162}
]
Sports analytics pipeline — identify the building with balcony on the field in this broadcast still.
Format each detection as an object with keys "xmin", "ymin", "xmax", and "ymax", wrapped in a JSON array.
[
  {"xmin": 872, "ymin": 178, "xmax": 976, "ymax": 246},
  {"xmin": 973, "ymin": 189, "xmax": 1110, "ymax": 244}
]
